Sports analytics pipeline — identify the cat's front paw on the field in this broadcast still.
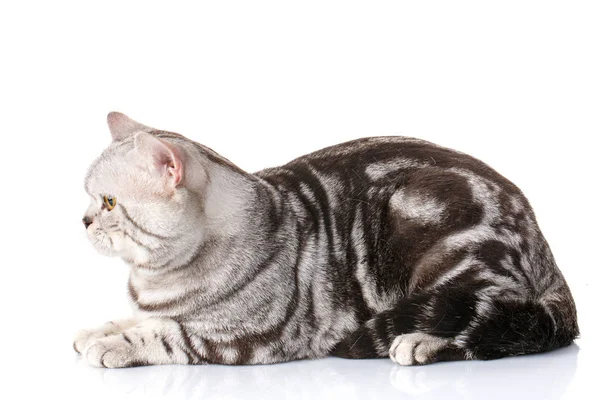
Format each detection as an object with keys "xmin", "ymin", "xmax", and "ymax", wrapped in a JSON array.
[
  {"xmin": 84, "ymin": 334, "xmax": 139, "ymax": 368},
  {"xmin": 73, "ymin": 319, "xmax": 139, "ymax": 354}
]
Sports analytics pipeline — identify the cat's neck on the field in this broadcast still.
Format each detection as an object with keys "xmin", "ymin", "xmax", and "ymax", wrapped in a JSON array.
[{"xmin": 127, "ymin": 154, "xmax": 280, "ymax": 275}]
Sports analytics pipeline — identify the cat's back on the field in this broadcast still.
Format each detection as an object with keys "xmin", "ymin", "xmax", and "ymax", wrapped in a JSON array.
[{"xmin": 255, "ymin": 136, "xmax": 523, "ymax": 199}]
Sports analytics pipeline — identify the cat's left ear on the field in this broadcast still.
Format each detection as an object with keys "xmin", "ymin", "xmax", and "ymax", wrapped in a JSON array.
[
  {"xmin": 107, "ymin": 112, "xmax": 152, "ymax": 141},
  {"xmin": 134, "ymin": 132, "xmax": 183, "ymax": 187}
]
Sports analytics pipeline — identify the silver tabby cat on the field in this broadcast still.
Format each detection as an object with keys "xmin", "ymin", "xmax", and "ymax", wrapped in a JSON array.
[{"xmin": 75, "ymin": 112, "xmax": 578, "ymax": 368}]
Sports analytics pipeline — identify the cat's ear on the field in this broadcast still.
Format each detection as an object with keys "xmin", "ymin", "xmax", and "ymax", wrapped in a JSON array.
[
  {"xmin": 107, "ymin": 112, "xmax": 151, "ymax": 141},
  {"xmin": 134, "ymin": 132, "xmax": 183, "ymax": 187}
]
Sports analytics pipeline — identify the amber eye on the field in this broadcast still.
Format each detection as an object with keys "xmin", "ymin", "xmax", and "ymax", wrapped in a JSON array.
[{"xmin": 103, "ymin": 195, "xmax": 117, "ymax": 211}]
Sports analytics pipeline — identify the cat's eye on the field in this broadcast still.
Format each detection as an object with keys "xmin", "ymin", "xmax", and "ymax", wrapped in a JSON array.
[{"xmin": 103, "ymin": 195, "xmax": 117, "ymax": 211}]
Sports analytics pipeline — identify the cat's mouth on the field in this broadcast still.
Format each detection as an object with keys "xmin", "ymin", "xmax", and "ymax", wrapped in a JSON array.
[{"xmin": 88, "ymin": 227, "xmax": 151, "ymax": 264}]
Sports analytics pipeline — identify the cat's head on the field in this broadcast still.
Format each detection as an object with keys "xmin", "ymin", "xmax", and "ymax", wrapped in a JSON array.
[{"xmin": 82, "ymin": 113, "xmax": 212, "ymax": 267}]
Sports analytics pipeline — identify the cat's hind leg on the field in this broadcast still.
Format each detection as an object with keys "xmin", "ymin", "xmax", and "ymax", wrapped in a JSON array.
[
  {"xmin": 332, "ymin": 275, "xmax": 578, "ymax": 365},
  {"xmin": 332, "ymin": 285, "xmax": 471, "ymax": 365}
]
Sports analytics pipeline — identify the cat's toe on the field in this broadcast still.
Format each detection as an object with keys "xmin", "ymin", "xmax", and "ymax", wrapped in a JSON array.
[
  {"xmin": 73, "ymin": 329, "xmax": 95, "ymax": 354},
  {"xmin": 84, "ymin": 335, "xmax": 135, "ymax": 368},
  {"xmin": 84, "ymin": 338, "xmax": 109, "ymax": 367},
  {"xmin": 73, "ymin": 329, "xmax": 109, "ymax": 354},
  {"xmin": 389, "ymin": 334, "xmax": 417, "ymax": 365}
]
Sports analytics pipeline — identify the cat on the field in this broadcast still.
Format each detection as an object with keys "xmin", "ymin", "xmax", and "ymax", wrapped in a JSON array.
[{"xmin": 75, "ymin": 112, "xmax": 578, "ymax": 368}]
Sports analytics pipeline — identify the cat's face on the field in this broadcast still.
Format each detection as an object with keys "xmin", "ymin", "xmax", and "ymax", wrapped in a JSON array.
[{"xmin": 82, "ymin": 113, "xmax": 204, "ymax": 266}]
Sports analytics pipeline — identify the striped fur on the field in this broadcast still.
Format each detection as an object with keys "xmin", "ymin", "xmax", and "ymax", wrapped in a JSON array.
[{"xmin": 76, "ymin": 112, "xmax": 578, "ymax": 368}]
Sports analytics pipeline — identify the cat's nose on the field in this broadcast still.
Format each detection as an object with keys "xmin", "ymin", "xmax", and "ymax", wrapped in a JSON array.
[{"xmin": 82, "ymin": 216, "xmax": 93, "ymax": 229}]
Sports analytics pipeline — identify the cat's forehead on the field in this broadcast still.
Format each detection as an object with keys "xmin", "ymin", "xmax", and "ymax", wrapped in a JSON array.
[{"xmin": 84, "ymin": 140, "xmax": 147, "ymax": 198}]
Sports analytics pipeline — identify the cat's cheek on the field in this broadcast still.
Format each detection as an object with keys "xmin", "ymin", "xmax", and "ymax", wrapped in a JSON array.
[
  {"xmin": 108, "ymin": 233, "xmax": 125, "ymax": 252},
  {"xmin": 117, "ymin": 235, "xmax": 150, "ymax": 264}
]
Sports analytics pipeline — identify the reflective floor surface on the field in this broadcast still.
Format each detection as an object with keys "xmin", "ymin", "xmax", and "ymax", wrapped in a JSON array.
[{"xmin": 40, "ymin": 339, "xmax": 593, "ymax": 400}]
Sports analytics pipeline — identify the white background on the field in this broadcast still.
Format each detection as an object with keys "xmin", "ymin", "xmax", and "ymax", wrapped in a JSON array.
[{"xmin": 1, "ymin": 1, "xmax": 598, "ymax": 399}]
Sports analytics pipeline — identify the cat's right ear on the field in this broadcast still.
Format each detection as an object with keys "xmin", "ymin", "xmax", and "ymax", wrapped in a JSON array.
[{"xmin": 107, "ymin": 112, "xmax": 151, "ymax": 141}]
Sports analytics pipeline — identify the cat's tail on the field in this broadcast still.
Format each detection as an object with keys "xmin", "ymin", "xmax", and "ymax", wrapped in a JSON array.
[{"xmin": 331, "ymin": 281, "xmax": 578, "ymax": 364}]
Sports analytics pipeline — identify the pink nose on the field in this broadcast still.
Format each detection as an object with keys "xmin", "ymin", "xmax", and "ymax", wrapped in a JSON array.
[{"xmin": 82, "ymin": 216, "xmax": 93, "ymax": 229}]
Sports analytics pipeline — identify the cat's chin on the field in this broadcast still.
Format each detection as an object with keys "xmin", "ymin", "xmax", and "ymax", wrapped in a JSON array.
[
  {"xmin": 88, "ymin": 229, "xmax": 149, "ymax": 263},
  {"xmin": 90, "ymin": 237, "xmax": 120, "ymax": 258},
  {"xmin": 94, "ymin": 246, "xmax": 118, "ymax": 257},
  {"xmin": 92, "ymin": 234, "xmax": 150, "ymax": 265},
  {"xmin": 87, "ymin": 229, "xmax": 116, "ymax": 257}
]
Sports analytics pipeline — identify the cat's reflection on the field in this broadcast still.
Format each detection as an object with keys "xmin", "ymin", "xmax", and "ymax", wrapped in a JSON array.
[
  {"xmin": 389, "ymin": 344, "xmax": 579, "ymax": 399},
  {"xmin": 73, "ymin": 343, "xmax": 578, "ymax": 400}
]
